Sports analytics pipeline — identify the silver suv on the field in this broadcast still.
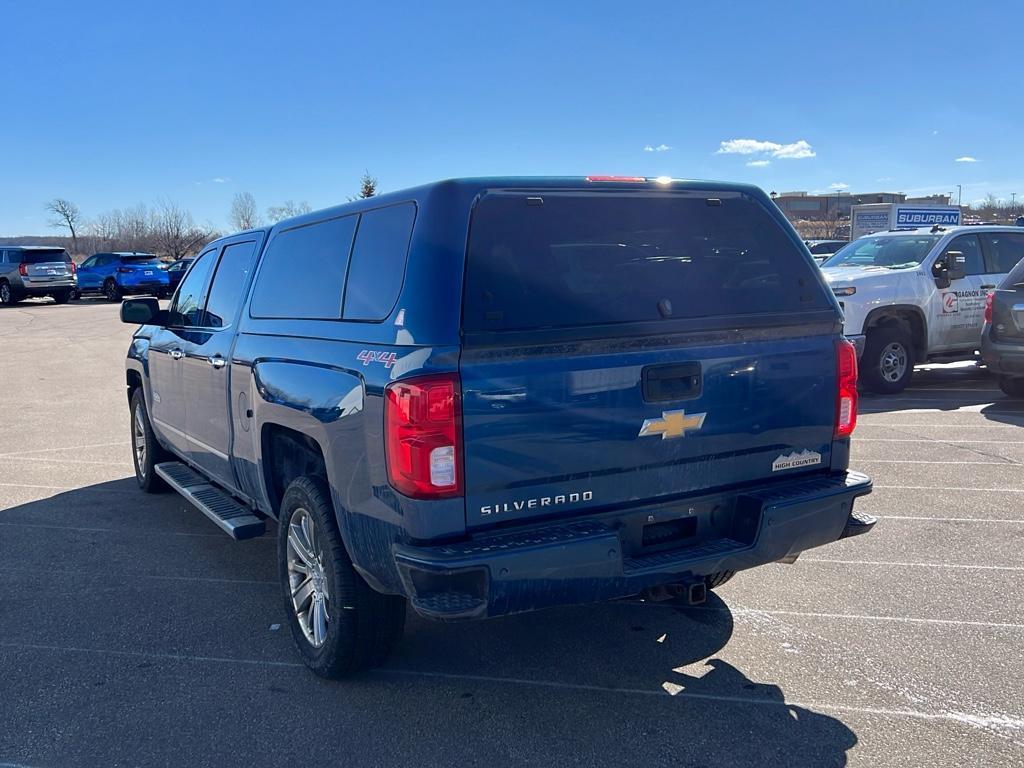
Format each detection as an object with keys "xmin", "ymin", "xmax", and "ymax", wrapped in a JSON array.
[{"xmin": 0, "ymin": 246, "xmax": 78, "ymax": 305}]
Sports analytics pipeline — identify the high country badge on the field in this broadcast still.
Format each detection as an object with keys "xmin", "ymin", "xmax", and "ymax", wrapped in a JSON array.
[{"xmin": 772, "ymin": 449, "xmax": 822, "ymax": 472}]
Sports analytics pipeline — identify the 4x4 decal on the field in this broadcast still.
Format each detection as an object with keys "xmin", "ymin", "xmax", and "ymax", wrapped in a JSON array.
[{"xmin": 357, "ymin": 350, "xmax": 398, "ymax": 368}]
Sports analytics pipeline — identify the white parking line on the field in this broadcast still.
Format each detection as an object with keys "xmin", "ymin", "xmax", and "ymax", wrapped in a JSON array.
[
  {"xmin": 745, "ymin": 614, "xmax": 1024, "ymax": 630},
  {"xmin": 1, "ymin": 455, "xmax": 133, "ymax": 467},
  {"xmin": 0, "ymin": 521, "xmax": 247, "ymax": 538},
  {"xmin": 856, "ymin": 438, "xmax": 1024, "ymax": 444},
  {"xmin": 0, "ymin": 566, "xmax": 275, "ymax": 585},
  {"xmin": 802, "ymin": 558, "xmax": 1024, "ymax": 571},
  {"xmin": 855, "ymin": 459, "xmax": 1017, "ymax": 465},
  {"xmin": 645, "ymin": 604, "xmax": 1024, "ymax": 630},
  {"xmin": 876, "ymin": 515, "xmax": 1024, "ymax": 524},
  {"xmin": 4, "ymin": 561, "xmax": 1020, "ymax": 626},
  {"xmin": 0, "ymin": 482, "xmax": 136, "ymax": 493},
  {"xmin": 900, "ymin": 388, "xmax": 1000, "ymax": 394},
  {"xmin": 874, "ymin": 484, "xmax": 1024, "ymax": 493},
  {"xmin": 0, "ymin": 639, "xmax": 1020, "ymax": 729},
  {"xmin": 857, "ymin": 423, "xmax": 1024, "ymax": 428},
  {"xmin": 0, "ymin": 441, "xmax": 129, "ymax": 459}
]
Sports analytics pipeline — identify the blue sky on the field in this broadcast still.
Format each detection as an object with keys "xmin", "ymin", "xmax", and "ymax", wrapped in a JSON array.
[{"xmin": 2, "ymin": 0, "xmax": 1021, "ymax": 235}]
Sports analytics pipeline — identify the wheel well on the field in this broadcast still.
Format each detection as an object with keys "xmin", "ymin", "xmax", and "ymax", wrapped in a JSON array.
[
  {"xmin": 126, "ymin": 370, "xmax": 143, "ymax": 404},
  {"xmin": 866, "ymin": 309, "xmax": 926, "ymax": 358},
  {"xmin": 261, "ymin": 425, "xmax": 328, "ymax": 515}
]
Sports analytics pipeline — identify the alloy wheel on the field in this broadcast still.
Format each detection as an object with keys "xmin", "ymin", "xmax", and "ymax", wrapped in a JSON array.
[
  {"xmin": 0, "ymin": 283, "xmax": 10, "ymax": 304},
  {"xmin": 287, "ymin": 508, "xmax": 331, "ymax": 647},
  {"xmin": 133, "ymin": 403, "xmax": 147, "ymax": 475}
]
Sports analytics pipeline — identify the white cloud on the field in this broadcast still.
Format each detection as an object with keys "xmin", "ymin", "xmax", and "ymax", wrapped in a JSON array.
[
  {"xmin": 211, "ymin": 176, "xmax": 231, "ymax": 183},
  {"xmin": 876, "ymin": 176, "xmax": 892, "ymax": 182},
  {"xmin": 772, "ymin": 140, "xmax": 815, "ymax": 159},
  {"xmin": 746, "ymin": 159, "xmax": 771, "ymax": 167},
  {"xmin": 955, "ymin": 156, "xmax": 978, "ymax": 163},
  {"xmin": 829, "ymin": 182, "xmax": 849, "ymax": 190},
  {"xmin": 717, "ymin": 138, "xmax": 815, "ymax": 160},
  {"xmin": 643, "ymin": 144, "xmax": 671, "ymax": 152},
  {"xmin": 717, "ymin": 139, "xmax": 778, "ymax": 155}
]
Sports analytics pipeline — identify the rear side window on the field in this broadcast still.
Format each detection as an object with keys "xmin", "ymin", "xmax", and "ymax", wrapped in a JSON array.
[
  {"xmin": 202, "ymin": 241, "xmax": 258, "ymax": 328},
  {"xmin": 342, "ymin": 203, "xmax": 416, "ymax": 321},
  {"xmin": 464, "ymin": 191, "xmax": 827, "ymax": 332},
  {"xmin": 250, "ymin": 215, "xmax": 357, "ymax": 319},
  {"xmin": 981, "ymin": 232, "xmax": 1024, "ymax": 274}
]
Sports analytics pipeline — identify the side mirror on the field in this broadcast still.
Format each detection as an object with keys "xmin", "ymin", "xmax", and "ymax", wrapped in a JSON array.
[
  {"xmin": 945, "ymin": 251, "xmax": 967, "ymax": 281},
  {"xmin": 931, "ymin": 260, "xmax": 951, "ymax": 289},
  {"xmin": 932, "ymin": 250, "xmax": 965, "ymax": 288},
  {"xmin": 120, "ymin": 297, "xmax": 167, "ymax": 326}
]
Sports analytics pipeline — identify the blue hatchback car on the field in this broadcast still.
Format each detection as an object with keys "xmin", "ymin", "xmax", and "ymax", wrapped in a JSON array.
[{"xmin": 78, "ymin": 252, "xmax": 170, "ymax": 301}]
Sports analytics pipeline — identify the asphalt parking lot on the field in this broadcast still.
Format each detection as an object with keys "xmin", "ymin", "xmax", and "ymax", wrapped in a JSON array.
[{"xmin": 1, "ymin": 299, "xmax": 1022, "ymax": 767}]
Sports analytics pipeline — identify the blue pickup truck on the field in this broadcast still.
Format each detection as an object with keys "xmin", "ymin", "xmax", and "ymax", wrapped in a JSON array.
[{"xmin": 121, "ymin": 177, "xmax": 873, "ymax": 678}]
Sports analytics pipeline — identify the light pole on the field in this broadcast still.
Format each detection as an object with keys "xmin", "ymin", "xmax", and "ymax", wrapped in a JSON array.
[{"xmin": 957, "ymin": 184, "xmax": 962, "ymax": 206}]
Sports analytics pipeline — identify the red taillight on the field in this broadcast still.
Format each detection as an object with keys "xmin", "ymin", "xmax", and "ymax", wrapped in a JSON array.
[
  {"xmin": 18, "ymin": 263, "xmax": 27, "ymax": 276},
  {"xmin": 835, "ymin": 339, "xmax": 858, "ymax": 438},
  {"xmin": 68, "ymin": 261, "xmax": 77, "ymax": 274},
  {"xmin": 385, "ymin": 373, "xmax": 463, "ymax": 499},
  {"xmin": 585, "ymin": 175, "xmax": 646, "ymax": 183},
  {"xmin": 984, "ymin": 292, "xmax": 994, "ymax": 323}
]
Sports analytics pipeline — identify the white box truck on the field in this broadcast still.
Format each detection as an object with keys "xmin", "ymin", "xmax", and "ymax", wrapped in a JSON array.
[{"xmin": 850, "ymin": 203, "xmax": 961, "ymax": 239}]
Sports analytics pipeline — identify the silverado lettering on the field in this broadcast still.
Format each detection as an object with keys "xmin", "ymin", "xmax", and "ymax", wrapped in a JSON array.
[{"xmin": 481, "ymin": 491, "xmax": 594, "ymax": 516}]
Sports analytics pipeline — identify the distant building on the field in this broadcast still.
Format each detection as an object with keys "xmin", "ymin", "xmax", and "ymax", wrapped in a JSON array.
[{"xmin": 770, "ymin": 191, "xmax": 951, "ymax": 222}]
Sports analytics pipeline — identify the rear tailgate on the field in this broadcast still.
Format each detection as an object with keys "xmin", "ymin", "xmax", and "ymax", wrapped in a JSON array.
[
  {"xmin": 21, "ymin": 250, "xmax": 74, "ymax": 281},
  {"xmin": 118, "ymin": 258, "xmax": 166, "ymax": 282},
  {"xmin": 459, "ymin": 187, "xmax": 839, "ymax": 529}
]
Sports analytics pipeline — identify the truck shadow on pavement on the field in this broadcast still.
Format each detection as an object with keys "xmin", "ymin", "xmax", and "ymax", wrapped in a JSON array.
[
  {"xmin": 0, "ymin": 481, "xmax": 857, "ymax": 767},
  {"xmin": 387, "ymin": 596, "xmax": 858, "ymax": 766}
]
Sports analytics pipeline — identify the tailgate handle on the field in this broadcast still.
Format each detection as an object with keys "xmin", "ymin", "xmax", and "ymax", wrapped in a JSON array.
[{"xmin": 642, "ymin": 362, "xmax": 702, "ymax": 402}]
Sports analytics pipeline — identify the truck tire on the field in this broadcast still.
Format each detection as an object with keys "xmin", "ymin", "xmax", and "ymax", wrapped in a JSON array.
[
  {"xmin": 861, "ymin": 325, "xmax": 915, "ymax": 394},
  {"xmin": 998, "ymin": 376, "xmax": 1024, "ymax": 399},
  {"xmin": 103, "ymin": 279, "xmax": 122, "ymax": 302},
  {"xmin": 278, "ymin": 476, "xmax": 406, "ymax": 678},
  {"xmin": 130, "ymin": 388, "xmax": 169, "ymax": 493},
  {"xmin": 705, "ymin": 571, "xmax": 735, "ymax": 590}
]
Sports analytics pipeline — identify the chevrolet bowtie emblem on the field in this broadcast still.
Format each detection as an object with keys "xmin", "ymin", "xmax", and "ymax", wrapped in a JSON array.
[{"xmin": 638, "ymin": 409, "xmax": 706, "ymax": 440}]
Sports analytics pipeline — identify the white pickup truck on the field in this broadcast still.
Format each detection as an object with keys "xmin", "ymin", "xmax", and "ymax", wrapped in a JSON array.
[{"xmin": 821, "ymin": 226, "xmax": 1024, "ymax": 393}]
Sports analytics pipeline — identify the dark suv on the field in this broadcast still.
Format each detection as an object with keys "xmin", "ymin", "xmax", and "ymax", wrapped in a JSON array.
[
  {"xmin": 980, "ymin": 230, "xmax": 1024, "ymax": 395},
  {"xmin": 0, "ymin": 246, "xmax": 77, "ymax": 305},
  {"xmin": 121, "ymin": 177, "xmax": 873, "ymax": 677}
]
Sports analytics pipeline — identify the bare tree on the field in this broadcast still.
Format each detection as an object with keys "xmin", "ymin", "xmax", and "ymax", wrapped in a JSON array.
[
  {"xmin": 230, "ymin": 192, "xmax": 260, "ymax": 231},
  {"xmin": 151, "ymin": 199, "xmax": 217, "ymax": 261},
  {"xmin": 46, "ymin": 198, "xmax": 81, "ymax": 255},
  {"xmin": 266, "ymin": 200, "xmax": 312, "ymax": 223},
  {"xmin": 359, "ymin": 171, "xmax": 378, "ymax": 199}
]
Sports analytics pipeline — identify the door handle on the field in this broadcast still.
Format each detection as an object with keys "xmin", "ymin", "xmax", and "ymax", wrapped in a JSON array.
[
  {"xmin": 207, "ymin": 355, "xmax": 226, "ymax": 369},
  {"xmin": 169, "ymin": 349, "xmax": 184, "ymax": 360},
  {"xmin": 981, "ymin": 284, "xmax": 996, "ymax": 290}
]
